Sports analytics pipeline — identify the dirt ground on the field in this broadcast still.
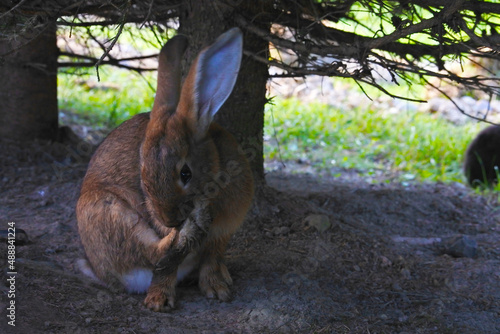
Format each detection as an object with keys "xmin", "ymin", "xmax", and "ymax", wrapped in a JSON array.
[{"xmin": 1, "ymin": 138, "xmax": 499, "ymax": 334}]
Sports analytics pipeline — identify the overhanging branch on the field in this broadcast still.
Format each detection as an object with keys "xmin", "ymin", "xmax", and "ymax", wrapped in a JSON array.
[{"xmin": 2, "ymin": 0, "xmax": 500, "ymax": 120}]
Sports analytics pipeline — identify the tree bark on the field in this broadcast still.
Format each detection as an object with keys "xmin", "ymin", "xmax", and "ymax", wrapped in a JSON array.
[
  {"xmin": 0, "ymin": 23, "xmax": 58, "ymax": 142},
  {"xmin": 178, "ymin": 0, "xmax": 269, "ymax": 183}
]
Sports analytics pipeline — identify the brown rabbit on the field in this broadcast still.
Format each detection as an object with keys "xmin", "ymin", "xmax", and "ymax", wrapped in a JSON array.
[
  {"xmin": 464, "ymin": 125, "xmax": 500, "ymax": 187},
  {"xmin": 76, "ymin": 28, "xmax": 254, "ymax": 312}
]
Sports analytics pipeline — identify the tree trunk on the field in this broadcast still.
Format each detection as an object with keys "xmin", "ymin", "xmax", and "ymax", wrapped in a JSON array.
[
  {"xmin": 178, "ymin": 1, "xmax": 269, "ymax": 183},
  {"xmin": 0, "ymin": 23, "xmax": 58, "ymax": 142}
]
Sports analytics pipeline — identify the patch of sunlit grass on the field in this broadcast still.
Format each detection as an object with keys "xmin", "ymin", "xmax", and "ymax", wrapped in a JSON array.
[{"xmin": 265, "ymin": 97, "xmax": 487, "ymax": 184}]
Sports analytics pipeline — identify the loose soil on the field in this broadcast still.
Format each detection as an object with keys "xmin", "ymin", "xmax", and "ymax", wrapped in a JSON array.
[{"xmin": 1, "ymin": 138, "xmax": 499, "ymax": 334}]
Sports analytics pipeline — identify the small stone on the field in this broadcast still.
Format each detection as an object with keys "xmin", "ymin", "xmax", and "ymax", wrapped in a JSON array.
[
  {"xmin": 460, "ymin": 95, "xmax": 476, "ymax": 106},
  {"xmin": 474, "ymin": 99, "xmax": 492, "ymax": 115},
  {"xmin": 398, "ymin": 314, "xmax": 409, "ymax": 323},
  {"xmin": 273, "ymin": 226, "xmax": 290, "ymax": 235},
  {"xmin": 304, "ymin": 214, "xmax": 331, "ymax": 233},
  {"xmin": 441, "ymin": 235, "xmax": 478, "ymax": 258},
  {"xmin": 85, "ymin": 318, "xmax": 92, "ymax": 324},
  {"xmin": 380, "ymin": 255, "xmax": 392, "ymax": 267},
  {"xmin": 278, "ymin": 226, "xmax": 290, "ymax": 235}
]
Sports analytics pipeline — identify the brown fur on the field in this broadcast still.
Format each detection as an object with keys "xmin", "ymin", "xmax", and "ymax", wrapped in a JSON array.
[{"xmin": 76, "ymin": 29, "xmax": 253, "ymax": 311}]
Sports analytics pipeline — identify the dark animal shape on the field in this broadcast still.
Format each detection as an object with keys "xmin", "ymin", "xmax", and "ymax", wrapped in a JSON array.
[{"xmin": 464, "ymin": 125, "xmax": 500, "ymax": 187}]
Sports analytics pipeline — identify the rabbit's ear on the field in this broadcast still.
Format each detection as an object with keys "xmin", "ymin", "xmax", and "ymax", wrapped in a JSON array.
[
  {"xmin": 179, "ymin": 28, "xmax": 243, "ymax": 136},
  {"xmin": 151, "ymin": 35, "xmax": 188, "ymax": 122}
]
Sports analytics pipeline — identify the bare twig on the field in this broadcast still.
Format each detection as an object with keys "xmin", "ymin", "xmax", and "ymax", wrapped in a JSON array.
[
  {"xmin": 58, "ymin": 61, "xmax": 156, "ymax": 72},
  {"xmin": 3, "ymin": 0, "xmax": 500, "ymax": 124},
  {"xmin": 363, "ymin": 0, "xmax": 465, "ymax": 50},
  {"xmin": 424, "ymin": 78, "xmax": 499, "ymax": 125},
  {"xmin": 0, "ymin": 0, "xmax": 29, "ymax": 20},
  {"xmin": 93, "ymin": 0, "xmax": 130, "ymax": 81},
  {"xmin": 59, "ymin": 51, "xmax": 158, "ymax": 63}
]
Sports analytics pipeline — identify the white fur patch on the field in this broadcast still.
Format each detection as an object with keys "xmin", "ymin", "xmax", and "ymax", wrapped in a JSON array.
[
  {"xmin": 76, "ymin": 258, "xmax": 100, "ymax": 282},
  {"xmin": 122, "ymin": 268, "xmax": 153, "ymax": 294}
]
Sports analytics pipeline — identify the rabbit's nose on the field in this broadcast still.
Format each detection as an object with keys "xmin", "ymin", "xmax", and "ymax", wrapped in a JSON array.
[{"xmin": 154, "ymin": 206, "xmax": 182, "ymax": 227}]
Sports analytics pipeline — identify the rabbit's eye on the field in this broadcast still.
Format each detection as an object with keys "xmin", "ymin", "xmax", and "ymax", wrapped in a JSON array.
[{"xmin": 180, "ymin": 164, "xmax": 192, "ymax": 185}]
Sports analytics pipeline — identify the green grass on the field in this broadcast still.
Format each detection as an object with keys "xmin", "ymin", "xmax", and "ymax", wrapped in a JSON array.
[
  {"xmin": 58, "ymin": 67, "xmax": 491, "ymax": 186},
  {"xmin": 264, "ymin": 97, "xmax": 487, "ymax": 184},
  {"xmin": 57, "ymin": 22, "xmax": 171, "ymax": 127},
  {"xmin": 58, "ymin": 67, "xmax": 156, "ymax": 128}
]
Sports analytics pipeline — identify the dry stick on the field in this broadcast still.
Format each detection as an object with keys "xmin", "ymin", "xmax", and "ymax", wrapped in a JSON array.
[
  {"xmin": 411, "ymin": 0, "xmax": 500, "ymax": 13},
  {"xmin": 424, "ymin": 78, "xmax": 499, "ymax": 126},
  {"xmin": 368, "ymin": 50, "xmax": 500, "ymax": 94},
  {"xmin": 235, "ymin": 15, "xmax": 359, "ymax": 58},
  {"xmin": 254, "ymin": 9, "xmax": 473, "ymax": 60},
  {"xmin": 57, "ymin": 19, "xmax": 117, "ymax": 27},
  {"xmin": 364, "ymin": 0, "xmax": 465, "ymax": 51},
  {"xmin": 238, "ymin": 12, "xmax": 477, "ymax": 82},
  {"xmin": 62, "ymin": 59, "xmax": 156, "ymax": 72},
  {"xmin": 459, "ymin": 17, "xmax": 500, "ymax": 53},
  {"xmin": 87, "ymin": 28, "xmax": 111, "ymax": 57},
  {"xmin": 60, "ymin": 51, "xmax": 159, "ymax": 62},
  {"xmin": 246, "ymin": 49, "xmax": 427, "ymax": 103},
  {"xmin": 265, "ymin": 41, "xmax": 500, "ymax": 106},
  {"xmin": 352, "ymin": 79, "xmax": 374, "ymax": 102},
  {"xmin": 140, "ymin": 0, "xmax": 155, "ymax": 28},
  {"xmin": 60, "ymin": 0, "xmax": 88, "ymax": 15},
  {"xmin": 94, "ymin": 0, "xmax": 131, "ymax": 81},
  {"xmin": 67, "ymin": 0, "xmax": 85, "ymax": 38},
  {"xmin": 0, "ymin": 0, "xmax": 29, "ymax": 20},
  {"xmin": 58, "ymin": 61, "xmax": 156, "ymax": 72},
  {"xmin": 58, "ymin": 45, "xmax": 159, "ymax": 74},
  {"xmin": 95, "ymin": 25, "xmax": 125, "ymax": 81}
]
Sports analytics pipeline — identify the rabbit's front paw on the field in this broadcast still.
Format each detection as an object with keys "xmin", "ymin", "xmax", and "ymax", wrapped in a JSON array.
[
  {"xmin": 143, "ymin": 281, "xmax": 176, "ymax": 312},
  {"xmin": 178, "ymin": 205, "xmax": 211, "ymax": 252},
  {"xmin": 199, "ymin": 261, "xmax": 233, "ymax": 302}
]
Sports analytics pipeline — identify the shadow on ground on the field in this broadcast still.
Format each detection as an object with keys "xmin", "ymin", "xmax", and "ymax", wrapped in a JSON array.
[{"xmin": 0, "ymin": 140, "xmax": 499, "ymax": 333}]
